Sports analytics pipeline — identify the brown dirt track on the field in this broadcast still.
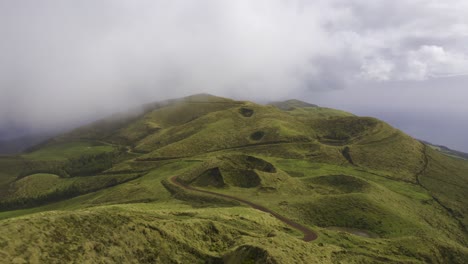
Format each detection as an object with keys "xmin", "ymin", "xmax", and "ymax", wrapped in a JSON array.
[{"xmin": 169, "ymin": 175, "xmax": 318, "ymax": 242}]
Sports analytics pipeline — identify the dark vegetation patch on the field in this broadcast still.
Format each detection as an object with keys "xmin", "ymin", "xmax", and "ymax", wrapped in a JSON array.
[
  {"xmin": 182, "ymin": 155, "xmax": 276, "ymax": 189},
  {"xmin": 0, "ymin": 158, "xmax": 45, "ymax": 199},
  {"xmin": 239, "ymin": 108, "xmax": 254, "ymax": 117},
  {"xmin": 63, "ymin": 151, "xmax": 130, "ymax": 176},
  {"xmin": 192, "ymin": 168, "xmax": 225, "ymax": 188},
  {"xmin": 322, "ymin": 132, "xmax": 351, "ymax": 141},
  {"xmin": 223, "ymin": 170, "xmax": 261, "ymax": 188},
  {"xmin": 341, "ymin": 146, "xmax": 354, "ymax": 165},
  {"xmin": 223, "ymin": 245, "xmax": 278, "ymax": 264},
  {"xmin": 303, "ymin": 175, "xmax": 370, "ymax": 193},
  {"xmin": 315, "ymin": 117, "xmax": 379, "ymax": 143},
  {"xmin": 17, "ymin": 160, "xmax": 67, "ymax": 179},
  {"xmin": 145, "ymin": 124, "xmax": 161, "ymax": 134},
  {"xmin": 291, "ymin": 196, "xmax": 417, "ymax": 237},
  {"xmin": 250, "ymin": 131, "xmax": 265, "ymax": 141},
  {"xmin": 244, "ymin": 156, "xmax": 276, "ymax": 173}
]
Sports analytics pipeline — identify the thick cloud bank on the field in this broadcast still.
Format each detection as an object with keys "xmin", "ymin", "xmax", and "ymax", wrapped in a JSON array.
[{"xmin": 0, "ymin": 0, "xmax": 467, "ymax": 150}]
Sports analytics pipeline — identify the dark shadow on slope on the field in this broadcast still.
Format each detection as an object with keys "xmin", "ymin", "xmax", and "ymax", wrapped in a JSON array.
[
  {"xmin": 239, "ymin": 108, "xmax": 254, "ymax": 117},
  {"xmin": 341, "ymin": 146, "xmax": 354, "ymax": 165},
  {"xmin": 250, "ymin": 131, "xmax": 265, "ymax": 141},
  {"xmin": 223, "ymin": 245, "xmax": 278, "ymax": 264},
  {"xmin": 192, "ymin": 167, "xmax": 225, "ymax": 188},
  {"xmin": 303, "ymin": 175, "xmax": 370, "ymax": 193},
  {"xmin": 244, "ymin": 155, "xmax": 276, "ymax": 173},
  {"xmin": 223, "ymin": 170, "xmax": 262, "ymax": 188}
]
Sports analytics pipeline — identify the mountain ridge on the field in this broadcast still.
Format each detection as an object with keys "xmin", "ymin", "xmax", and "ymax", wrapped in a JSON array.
[{"xmin": 0, "ymin": 94, "xmax": 466, "ymax": 263}]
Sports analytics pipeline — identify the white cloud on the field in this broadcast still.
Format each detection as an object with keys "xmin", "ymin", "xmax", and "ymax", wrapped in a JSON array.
[
  {"xmin": 356, "ymin": 45, "xmax": 468, "ymax": 81},
  {"xmin": 406, "ymin": 45, "xmax": 468, "ymax": 79},
  {"xmin": 0, "ymin": 0, "xmax": 468, "ymax": 131},
  {"xmin": 359, "ymin": 58, "xmax": 395, "ymax": 81}
]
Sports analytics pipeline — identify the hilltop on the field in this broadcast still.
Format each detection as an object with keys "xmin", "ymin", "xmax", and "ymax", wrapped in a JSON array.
[
  {"xmin": 268, "ymin": 99, "xmax": 318, "ymax": 110},
  {"xmin": 0, "ymin": 94, "xmax": 467, "ymax": 263}
]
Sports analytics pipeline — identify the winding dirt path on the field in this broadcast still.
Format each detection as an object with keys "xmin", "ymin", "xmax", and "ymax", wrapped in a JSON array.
[
  {"xmin": 169, "ymin": 175, "xmax": 318, "ymax": 242},
  {"xmin": 136, "ymin": 141, "xmax": 309, "ymax": 162}
]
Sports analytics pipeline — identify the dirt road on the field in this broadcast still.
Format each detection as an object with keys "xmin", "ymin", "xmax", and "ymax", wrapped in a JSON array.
[{"xmin": 169, "ymin": 175, "xmax": 318, "ymax": 242}]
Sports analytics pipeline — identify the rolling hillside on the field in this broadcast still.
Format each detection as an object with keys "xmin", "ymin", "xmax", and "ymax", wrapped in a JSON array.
[{"xmin": 0, "ymin": 94, "xmax": 466, "ymax": 263}]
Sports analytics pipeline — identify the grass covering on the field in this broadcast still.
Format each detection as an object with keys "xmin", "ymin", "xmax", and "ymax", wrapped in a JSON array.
[
  {"xmin": 0, "ymin": 94, "xmax": 467, "ymax": 263},
  {"xmin": 22, "ymin": 141, "xmax": 115, "ymax": 161}
]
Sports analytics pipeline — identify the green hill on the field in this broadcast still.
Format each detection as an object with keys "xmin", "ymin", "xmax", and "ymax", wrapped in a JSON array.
[
  {"xmin": 0, "ymin": 94, "xmax": 466, "ymax": 263},
  {"xmin": 269, "ymin": 99, "xmax": 318, "ymax": 110}
]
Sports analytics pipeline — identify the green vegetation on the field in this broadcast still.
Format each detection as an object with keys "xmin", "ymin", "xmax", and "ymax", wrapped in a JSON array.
[
  {"xmin": 420, "ymin": 147, "xmax": 468, "ymax": 228},
  {"xmin": 269, "ymin": 99, "xmax": 318, "ymax": 110},
  {"xmin": 22, "ymin": 141, "xmax": 115, "ymax": 161},
  {"xmin": 0, "ymin": 173, "xmax": 142, "ymax": 210},
  {"xmin": 0, "ymin": 94, "xmax": 467, "ymax": 263}
]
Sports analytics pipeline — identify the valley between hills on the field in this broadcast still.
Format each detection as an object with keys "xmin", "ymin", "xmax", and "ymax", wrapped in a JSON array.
[{"xmin": 0, "ymin": 94, "xmax": 467, "ymax": 263}]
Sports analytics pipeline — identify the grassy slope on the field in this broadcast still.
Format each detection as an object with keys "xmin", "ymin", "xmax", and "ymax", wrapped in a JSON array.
[
  {"xmin": 0, "ymin": 204, "xmax": 340, "ymax": 264},
  {"xmin": 268, "ymin": 99, "xmax": 318, "ymax": 110},
  {"xmin": 420, "ymin": 147, "xmax": 468, "ymax": 228},
  {"xmin": 0, "ymin": 95, "xmax": 467, "ymax": 263},
  {"xmin": 0, "ymin": 157, "xmax": 25, "ymax": 199},
  {"xmin": 22, "ymin": 141, "xmax": 115, "ymax": 161},
  {"xmin": 137, "ymin": 103, "xmax": 314, "ymax": 158}
]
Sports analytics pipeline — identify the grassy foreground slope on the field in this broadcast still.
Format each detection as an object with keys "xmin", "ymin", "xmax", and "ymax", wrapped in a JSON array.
[{"xmin": 0, "ymin": 94, "xmax": 467, "ymax": 263}]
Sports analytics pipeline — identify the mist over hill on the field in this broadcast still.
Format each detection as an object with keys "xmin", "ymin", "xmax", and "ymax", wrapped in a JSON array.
[
  {"xmin": 0, "ymin": 94, "xmax": 466, "ymax": 263},
  {"xmin": 0, "ymin": 1, "xmax": 467, "ymax": 262},
  {"xmin": 1, "ymin": 0, "xmax": 468, "ymax": 153},
  {"xmin": 2, "ymin": 96, "xmax": 468, "ymax": 155}
]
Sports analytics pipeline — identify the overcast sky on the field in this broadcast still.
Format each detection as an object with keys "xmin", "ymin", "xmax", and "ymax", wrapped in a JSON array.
[{"xmin": 0, "ymin": 0, "xmax": 467, "ymax": 151}]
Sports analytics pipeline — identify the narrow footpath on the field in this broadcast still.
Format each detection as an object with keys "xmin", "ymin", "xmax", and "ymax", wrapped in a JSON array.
[{"xmin": 169, "ymin": 175, "xmax": 318, "ymax": 242}]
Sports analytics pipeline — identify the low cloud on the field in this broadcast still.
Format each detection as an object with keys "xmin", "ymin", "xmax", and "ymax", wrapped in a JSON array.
[
  {"xmin": 0, "ymin": 0, "xmax": 467, "ymax": 149},
  {"xmin": 358, "ymin": 45, "xmax": 468, "ymax": 81}
]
